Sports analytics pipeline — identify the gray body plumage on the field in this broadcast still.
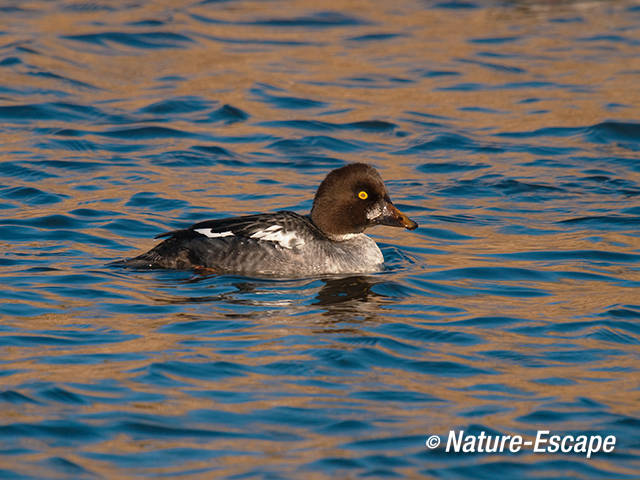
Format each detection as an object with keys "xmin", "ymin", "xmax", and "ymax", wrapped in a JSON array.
[{"xmin": 121, "ymin": 212, "xmax": 384, "ymax": 276}]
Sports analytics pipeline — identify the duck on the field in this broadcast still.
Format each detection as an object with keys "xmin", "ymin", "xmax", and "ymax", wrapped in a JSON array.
[{"xmin": 118, "ymin": 163, "xmax": 418, "ymax": 276}]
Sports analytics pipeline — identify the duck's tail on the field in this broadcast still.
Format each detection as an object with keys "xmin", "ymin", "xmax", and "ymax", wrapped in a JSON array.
[
  {"xmin": 109, "ymin": 254, "xmax": 159, "ymax": 269},
  {"xmin": 110, "ymin": 233, "xmax": 198, "ymax": 270}
]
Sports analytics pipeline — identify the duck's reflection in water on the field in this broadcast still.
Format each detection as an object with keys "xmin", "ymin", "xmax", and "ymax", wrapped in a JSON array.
[
  {"xmin": 152, "ymin": 273, "xmax": 395, "ymax": 326},
  {"xmin": 313, "ymin": 275, "xmax": 377, "ymax": 305}
]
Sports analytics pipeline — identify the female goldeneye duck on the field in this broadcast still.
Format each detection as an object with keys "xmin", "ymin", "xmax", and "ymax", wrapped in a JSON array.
[{"xmin": 119, "ymin": 163, "xmax": 418, "ymax": 276}]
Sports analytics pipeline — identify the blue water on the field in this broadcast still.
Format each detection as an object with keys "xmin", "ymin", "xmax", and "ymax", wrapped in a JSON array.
[{"xmin": 1, "ymin": 1, "xmax": 639, "ymax": 478}]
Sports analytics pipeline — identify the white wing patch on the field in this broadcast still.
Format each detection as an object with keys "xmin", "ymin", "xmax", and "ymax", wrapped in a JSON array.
[
  {"xmin": 249, "ymin": 225, "xmax": 305, "ymax": 249},
  {"xmin": 195, "ymin": 228, "xmax": 234, "ymax": 238}
]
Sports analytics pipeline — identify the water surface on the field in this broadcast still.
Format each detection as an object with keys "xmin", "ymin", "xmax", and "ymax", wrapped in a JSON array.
[{"xmin": 1, "ymin": 0, "xmax": 639, "ymax": 478}]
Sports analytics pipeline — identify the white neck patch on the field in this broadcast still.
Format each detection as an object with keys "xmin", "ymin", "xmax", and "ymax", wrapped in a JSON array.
[{"xmin": 328, "ymin": 232, "xmax": 363, "ymax": 241}]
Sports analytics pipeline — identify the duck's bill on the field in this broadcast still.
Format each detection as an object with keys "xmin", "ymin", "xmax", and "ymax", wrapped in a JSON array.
[{"xmin": 374, "ymin": 201, "xmax": 418, "ymax": 230}]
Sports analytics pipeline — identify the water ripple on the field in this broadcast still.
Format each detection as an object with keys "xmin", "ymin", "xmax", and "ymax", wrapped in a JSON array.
[
  {"xmin": 62, "ymin": 32, "xmax": 195, "ymax": 50},
  {"xmin": 0, "ymin": 1, "xmax": 638, "ymax": 479}
]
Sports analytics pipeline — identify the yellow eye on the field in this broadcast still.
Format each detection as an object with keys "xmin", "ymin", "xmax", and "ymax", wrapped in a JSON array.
[{"xmin": 358, "ymin": 191, "xmax": 368, "ymax": 200}]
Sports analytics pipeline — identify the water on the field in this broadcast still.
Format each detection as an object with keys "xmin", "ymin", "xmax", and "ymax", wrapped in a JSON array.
[{"xmin": 1, "ymin": 0, "xmax": 639, "ymax": 478}]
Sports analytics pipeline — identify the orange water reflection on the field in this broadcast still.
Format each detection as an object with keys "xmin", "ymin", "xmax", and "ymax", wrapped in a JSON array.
[{"xmin": 0, "ymin": 0, "xmax": 639, "ymax": 478}]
